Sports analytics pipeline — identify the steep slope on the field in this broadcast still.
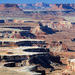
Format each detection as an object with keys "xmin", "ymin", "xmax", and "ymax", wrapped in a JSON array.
[
  {"xmin": 47, "ymin": 4, "xmax": 75, "ymax": 11},
  {"xmin": 70, "ymin": 4, "xmax": 75, "ymax": 9},
  {"xmin": 0, "ymin": 4, "xmax": 25, "ymax": 17},
  {"xmin": 0, "ymin": 4, "xmax": 23, "ymax": 11}
]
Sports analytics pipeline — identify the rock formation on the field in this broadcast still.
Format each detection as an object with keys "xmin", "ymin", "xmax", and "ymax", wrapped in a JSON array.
[
  {"xmin": 0, "ymin": 4, "xmax": 22, "ymax": 11},
  {"xmin": 0, "ymin": 4, "xmax": 25, "ymax": 17},
  {"xmin": 47, "ymin": 4, "xmax": 75, "ymax": 11},
  {"xmin": 48, "ymin": 41, "xmax": 68, "ymax": 53},
  {"xmin": 18, "ymin": 2, "xmax": 53, "ymax": 11}
]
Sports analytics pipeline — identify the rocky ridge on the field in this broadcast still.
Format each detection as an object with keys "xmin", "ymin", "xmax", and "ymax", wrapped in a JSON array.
[
  {"xmin": 47, "ymin": 4, "xmax": 75, "ymax": 11},
  {"xmin": 0, "ymin": 4, "xmax": 25, "ymax": 17},
  {"xmin": 17, "ymin": 3, "xmax": 75, "ymax": 11},
  {"xmin": 0, "ymin": 4, "xmax": 22, "ymax": 11}
]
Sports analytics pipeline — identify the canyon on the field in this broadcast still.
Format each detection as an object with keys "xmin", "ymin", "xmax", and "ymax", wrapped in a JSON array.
[{"xmin": 0, "ymin": 3, "xmax": 75, "ymax": 75}]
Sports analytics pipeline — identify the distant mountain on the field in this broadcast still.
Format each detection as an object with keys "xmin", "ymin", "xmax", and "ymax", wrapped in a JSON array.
[
  {"xmin": 18, "ymin": 2, "xmax": 53, "ymax": 7},
  {"xmin": 0, "ymin": 3, "xmax": 75, "ymax": 17},
  {"xmin": 47, "ymin": 4, "xmax": 75, "ymax": 11},
  {"xmin": 70, "ymin": 4, "xmax": 75, "ymax": 8},
  {"xmin": 18, "ymin": 3, "xmax": 75, "ymax": 11},
  {"xmin": 33, "ymin": 2, "xmax": 50, "ymax": 7},
  {"xmin": 17, "ymin": 2, "xmax": 54, "ymax": 11},
  {"xmin": 0, "ymin": 3, "xmax": 75, "ymax": 11}
]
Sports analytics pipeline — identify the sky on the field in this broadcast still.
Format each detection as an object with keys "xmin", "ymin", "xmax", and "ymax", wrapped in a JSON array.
[{"xmin": 0, "ymin": 0, "xmax": 75, "ymax": 4}]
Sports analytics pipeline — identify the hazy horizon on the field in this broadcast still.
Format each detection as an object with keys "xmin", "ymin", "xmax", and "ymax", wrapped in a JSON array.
[{"xmin": 0, "ymin": 0, "xmax": 75, "ymax": 4}]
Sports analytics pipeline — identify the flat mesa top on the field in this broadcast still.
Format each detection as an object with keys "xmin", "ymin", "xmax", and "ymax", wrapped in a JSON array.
[
  {"xmin": 0, "ymin": 46, "xmax": 43, "ymax": 50},
  {"xmin": 0, "ymin": 28, "xmax": 27, "ymax": 32},
  {"xmin": 0, "ymin": 38, "xmax": 44, "ymax": 42},
  {"xmin": 0, "ymin": 46, "xmax": 47, "ymax": 56}
]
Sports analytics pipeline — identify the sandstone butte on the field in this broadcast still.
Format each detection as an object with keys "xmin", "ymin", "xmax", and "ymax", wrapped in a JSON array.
[
  {"xmin": 0, "ymin": 4, "xmax": 22, "ymax": 11},
  {"xmin": 47, "ymin": 4, "xmax": 75, "ymax": 11}
]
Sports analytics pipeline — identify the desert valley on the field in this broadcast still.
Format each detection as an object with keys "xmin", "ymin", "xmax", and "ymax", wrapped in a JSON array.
[{"xmin": 0, "ymin": 3, "xmax": 75, "ymax": 75}]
